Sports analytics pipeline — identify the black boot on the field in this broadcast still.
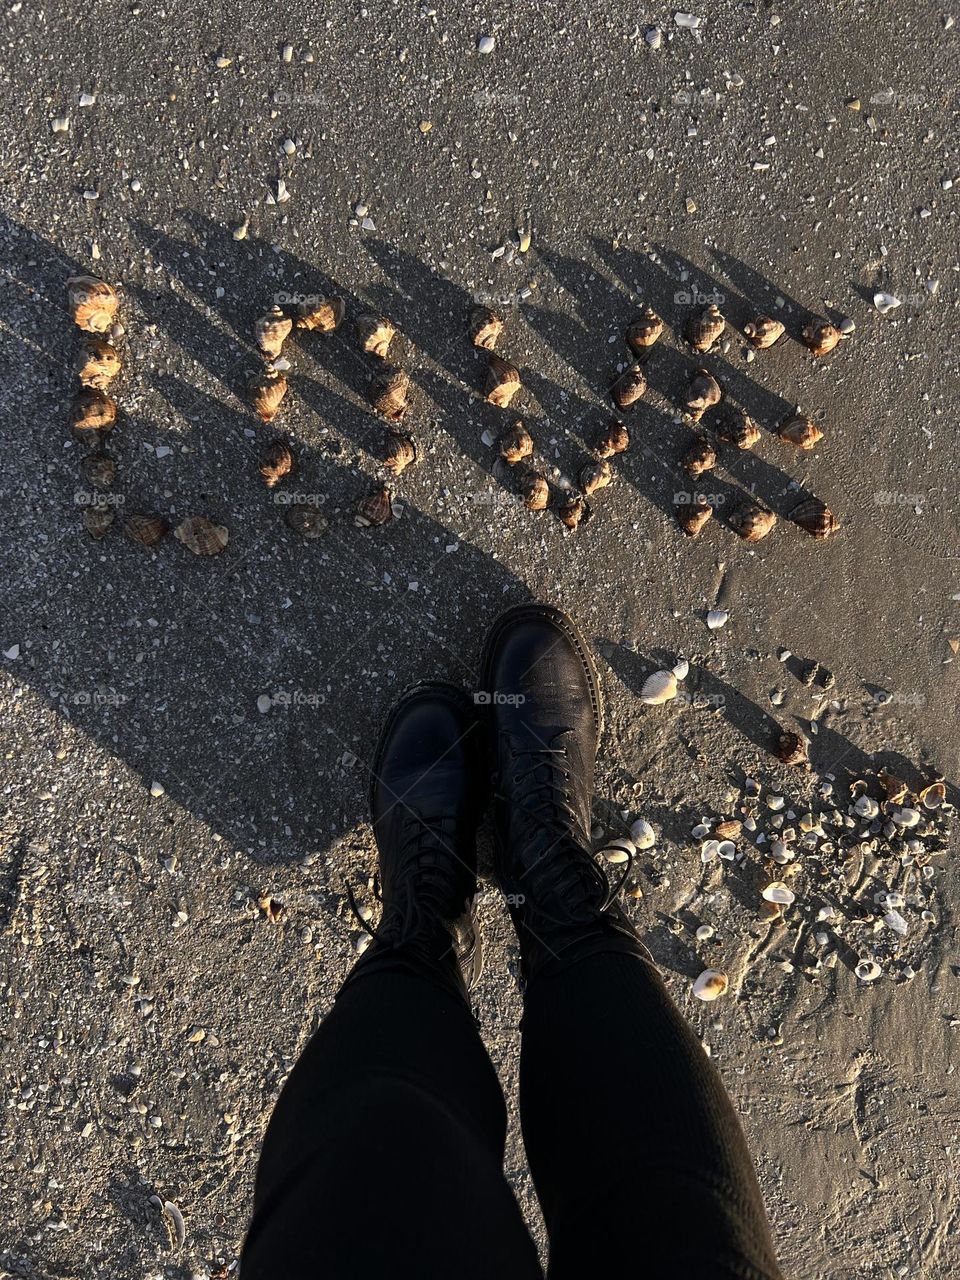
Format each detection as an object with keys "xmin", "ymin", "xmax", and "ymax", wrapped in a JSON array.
[
  {"xmin": 480, "ymin": 604, "xmax": 651, "ymax": 982},
  {"xmin": 347, "ymin": 683, "xmax": 485, "ymax": 1001}
]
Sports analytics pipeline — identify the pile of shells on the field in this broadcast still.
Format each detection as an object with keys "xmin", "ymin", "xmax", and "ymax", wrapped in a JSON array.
[{"xmin": 67, "ymin": 276, "xmax": 123, "ymax": 540}]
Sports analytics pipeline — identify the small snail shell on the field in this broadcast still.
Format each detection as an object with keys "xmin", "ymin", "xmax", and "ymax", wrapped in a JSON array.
[
  {"xmin": 369, "ymin": 366, "xmax": 410, "ymax": 422},
  {"xmin": 355, "ymin": 484, "xmax": 394, "ymax": 527},
  {"xmin": 776, "ymin": 731, "xmax": 809, "ymax": 766},
  {"xmin": 82, "ymin": 505, "xmax": 114, "ymax": 539},
  {"xmin": 778, "ymin": 415, "xmax": 823, "ymax": 451},
  {"xmin": 685, "ymin": 303, "xmax": 724, "ymax": 353},
  {"xmin": 295, "ymin": 297, "xmax": 345, "ymax": 333},
  {"xmin": 67, "ymin": 275, "xmax": 119, "ymax": 333},
  {"xmin": 676, "ymin": 497, "xmax": 713, "ymax": 538},
  {"xmin": 520, "ymin": 470, "xmax": 550, "ymax": 511},
  {"xmin": 557, "ymin": 494, "xmax": 588, "ymax": 530},
  {"xmin": 71, "ymin": 388, "xmax": 117, "ymax": 434},
  {"xmin": 249, "ymin": 370, "xmax": 288, "ymax": 422},
  {"xmin": 254, "ymin": 306, "xmax": 293, "ymax": 360},
  {"xmin": 716, "ymin": 410, "xmax": 761, "ymax": 450},
  {"xmin": 729, "ymin": 501, "xmax": 776, "ymax": 542},
  {"xmin": 789, "ymin": 498, "xmax": 838, "ymax": 539},
  {"xmin": 175, "ymin": 516, "xmax": 229, "ymax": 556},
  {"xmin": 610, "ymin": 363, "xmax": 646, "ymax": 409},
  {"xmin": 682, "ymin": 437, "xmax": 717, "ymax": 476},
  {"xmin": 580, "ymin": 459, "xmax": 612, "ymax": 496},
  {"xmin": 259, "ymin": 440, "xmax": 294, "ymax": 487},
  {"xmin": 286, "ymin": 503, "xmax": 328, "ymax": 538},
  {"xmin": 356, "ymin": 313, "xmax": 396, "ymax": 359},
  {"xmin": 626, "ymin": 307, "xmax": 663, "ymax": 353},
  {"xmin": 382, "ymin": 434, "xmax": 417, "ymax": 476},
  {"xmin": 801, "ymin": 319, "xmax": 843, "ymax": 357},
  {"xmin": 81, "ymin": 451, "xmax": 117, "ymax": 489},
  {"xmin": 594, "ymin": 419, "xmax": 629, "ymax": 458},
  {"xmin": 743, "ymin": 315, "xmax": 784, "ymax": 349},
  {"xmin": 76, "ymin": 339, "xmax": 121, "ymax": 390},
  {"xmin": 499, "ymin": 420, "xmax": 534, "ymax": 464},
  {"xmin": 468, "ymin": 306, "xmax": 504, "ymax": 351},
  {"xmin": 485, "ymin": 354, "xmax": 521, "ymax": 408},
  {"xmin": 683, "ymin": 369, "xmax": 722, "ymax": 422},
  {"xmin": 125, "ymin": 513, "xmax": 170, "ymax": 547}
]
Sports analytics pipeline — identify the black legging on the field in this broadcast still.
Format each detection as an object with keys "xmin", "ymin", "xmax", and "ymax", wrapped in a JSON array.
[{"xmin": 242, "ymin": 951, "xmax": 784, "ymax": 1279}]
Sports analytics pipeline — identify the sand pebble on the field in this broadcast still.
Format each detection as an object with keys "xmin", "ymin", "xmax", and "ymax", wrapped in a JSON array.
[{"xmin": 478, "ymin": 34, "xmax": 496, "ymax": 54}]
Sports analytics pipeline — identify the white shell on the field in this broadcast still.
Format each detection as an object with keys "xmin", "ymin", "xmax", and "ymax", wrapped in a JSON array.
[
  {"xmin": 884, "ymin": 910, "xmax": 908, "ymax": 936},
  {"xmin": 700, "ymin": 839, "xmax": 720, "ymax": 863},
  {"xmin": 873, "ymin": 291, "xmax": 902, "ymax": 315},
  {"xmin": 602, "ymin": 837, "xmax": 635, "ymax": 865},
  {"xmin": 672, "ymin": 658, "xmax": 689, "ymax": 680},
  {"xmin": 716, "ymin": 839, "xmax": 737, "ymax": 860},
  {"xmin": 855, "ymin": 958, "xmax": 881, "ymax": 981},
  {"xmin": 854, "ymin": 795, "xmax": 879, "ymax": 819},
  {"xmin": 706, "ymin": 609, "xmax": 729, "ymax": 630},
  {"xmin": 762, "ymin": 881, "xmax": 795, "ymax": 905},
  {"xmin": 692, "ymin": 822, "xmax": 710, "ymax": 838},
  {"xmin": 695, "ymin": 924, "xmax": 715, "ymax": 941},
  {"xmin": 692, "ymin": 970, "xmax": 729, "ymax": 1001},
  {"xmin": 640, "ymin": 670, "xmax": 678, "ymax": 705},
  {"xmin": 770, "ymin": 839, "xmax": 790, "ymax": 864},
  {"xmin": 629, "ymin": 818, "xmax": 656, "ymax": 849},
  {"xmin": 893, "ymin": 807, "xmax": 921, "ymax": 827}
]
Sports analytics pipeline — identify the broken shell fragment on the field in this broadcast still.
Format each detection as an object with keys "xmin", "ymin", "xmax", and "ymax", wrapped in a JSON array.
[
  {"xmin": 855, "ymin": 958, "xmax": 882, "ymax": 982},
  {"xmin": 82, "ymin": 505, "xmax": 114, "ymax": 539},
  {"xmin": 520, "ymin": 471, "xmax": 550, "ymax": 511},
  {"xmin": 356, "ymin": 313, "xmax": 396, "ymax": 359},
  {"xmin": 594, "ymin": 419, "xmax": 629, "ymax": 458},
  {"xmin": 801, "ymin": 319, "xmax": 843, "ymax": 357},
  {"xmin": 67, "ymin": 275, "xmax": 119, "ymax": 333},
  {"xmin": 125, "ymin": 513, "xmax": 170, "ymax": 547},
  {"xmin": 789, "ymin": 498, "xmax": 839, "ymax": 540},
  {"xmin": 873, "ymin": 291, "xmax": 901, "ymax": 316},
  {"xmin": 175, "ymin": 516, "xmax": 229, "ymax": 556},
  {"xmin": 762, "ymin": 881, "xmax": 795, "ymax": 906},
  {"xmin": 729, "ymin": 501, "xmax": 776, "ymax": 542},
  {"xmin": 557, "ymin": 494, "xmax": 588, "ymax": 530},
  {"xmin": 382, "ymin": 434, "xmax": 418, "ymax": 476},
  {"xmin": 259, "ymin": 440, "xmax": 294, "ymax": 487},
  {"xmin": 71, "ymin": 388, "xmax": 117, "ymax": 434},
  {"xmin": 682, "ymin": 436, "xmax": 717, "ymax": 476},
  {"xmin": 254, "ymin": 306, "xmax": 293, "ymax": 360},
  {"xmin": 693, "ymin": 970, "xmax": 729, "ymax": 1001},
  {"xmin": 610, "ymin": 363, "xmax": 646, "ymax": 409},
  {"xmin": 468, "ymin": 306, "xmax": 504, "ymax": 351},
  {"xmin": 685, "ymin": 304, "xmax": 725, "ymax": 353},
  {"xmin": 76, "ymin": 338, "xmax": 121, "ymax": 390},
  {"xmin": 286, "ymin": 503, "xmax": 328, "ymax": 538},
  {"xmin": 81, "ymin": 451, "xmax": 116, "ymax": 489},
  {"xmin": 676, "ymin": 497, "xmax": 713, "ymax": 538},
  {"xmin": 249, "ymin": 370, "xmax": 288, "ymax": 422},
  {"xmin": 355, "ymin": 485, "xmax": 394, "ymax": 527},
  {"xmin": 776, "ymin": 731, "xmax": 809, "ymax": 766},
  {"xmin": 743, "ymin": 315, "xmax": 785, "ymax": 349},
  {"xmin": 485, "ymin": 354, "xmax": 521, "ymax": 408},
  {"xmin": 295, "ymin": 296, "xmax": 344, "ymax": 333},
  {"xmin": 626, "ymin": 307, "xmax": 663, "ymax": 353},
  {"xmin": 920, "ymin": 781, "xmax": 946, "ymax": 810},
  {"xmin": 640, "ymin": 669, "xmax": 678, "ymax": 705},
  {"xmin": 716, "ymin": 410, "xmax": 761, "ymax": 450},
  {"xmin": 499, "ymin": 420, "xmax": 534, "ymax": 464},
  {"xmin": 683, "ymin": 369, "xmax": 722, "ymax": 422},
  {"xmin": 778, "ymin": 415, "xmax": 823, "ymax": 451},
  {"xmin": 580, "ymin": 460, "xmax": 612, "ymax": 496},
  {"xmin": 369, "ymin": 366, "xmax": 411, "ymax": 422}
]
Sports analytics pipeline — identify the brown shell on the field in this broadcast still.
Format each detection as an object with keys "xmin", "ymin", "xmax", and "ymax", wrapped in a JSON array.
[
  {"xmin": 626, "ymin": 308, "xmax": 663, "ymax": 353},
  {"xmin": 557, "ymin": 494, "xmax": 589, "ymax": 530},
  {"xmin": 369, "ymin": 366, "xmax": 410, "ymax": 422},
  {"xmin": 76, "ymin": 339, "xmax": 121, "ymax": 390},
  {"xmin": 355, "ymin": 485, "xmax": 394, "ymax": 527},
  {"xmin": 729, "ymin": 501, "xmax": 776, "ymax": 542},
  {"xmin": 485, "ymin": 354, "xmax": 521, "ymax": 408},
  {"xmin": 801, "ymin": 320, "xmax": 842, "ymax": 357},
  {"xmin": 295, "ymin": 297, "xmax": 345, "ymax": 333},
  {"xmin": 580, "ymin": 460, "xmax": 612, "ymax": 496},
  {"xmin": 714, "ymin": 819, "xmax": 742, "ymax": 840},
  {"xmin": 676, "ymin": 497, "xmax": 713, "ymax": 538},
  {"xmin": 778, "ymin": 415, "xmax": 823, "ymax": 451},
  {"xmin": 254, "ymin": 306, "xmax": 293, "ymax": 360},
  {"xmin": 81, "ymin": 451, "xmax": 117, "ymax": 489},
  {"xmin": 175, "ymin": 516, "xmax": 229, "ymax": 556},
  {"xmin": 82, "ymin": 505, "xmax": 114, "ymax": 539},
  {"xmin": 249, "ymin": 371, "xmax": 288, "ymax": 423},
  {"xmin": 789, "ymin": 498, "xmax": 839, "ymax": 539},
  {"xmin": 520, "ymin": 471, "xmax": 550, "ymax": 511},
  {"xmin": 610, "ymin": 363, "xmax": 646, "ymax": 409},
  {"xmin": 468, "ymin": 306, "xmax": 504, "ymax": 351},
  {"xmin": 71, "ymin": 388, "xmax": 117, "ymax": 435},
  {"xmin": 776, "ymin": 731, "xmax": 809, "ymax": 766},
  {"xmin": 356, "ymin": 313, "xmax": 396, "ymax": 359},
  {"xmin": 285, "ymin": 503, "xmax": 328, "ymax": 538},
  {"xmin": 682, "ymin": 437, "xmax": 717, "ymax": 477},
  {"xmin": 743, "ymin": 315, "xmax": 785, "ymax": 349},
  {"xmin": 716, "ymin": 410, "xmax": 761, "ymax": 450},
  {"xmin": 67, "ymin": 275, "xmax": 119, "ymax": 333},
  {"xmin": 594, "ymin": 419, "xmax": 629, "ymax": 458},
  {"xmin": 499, "ymin": 420, "xmax": 533, "ymax": 464},
  {"xmin": 684, "ymin": 369, "xmax": 721, "ymax": 422},
  {"xmin": 259, "ymin": 440, "xmax": 294, "ymax": 487},
  {"xmin": 125, "ymin": 513, "xmax": 170, "ymax": 547},
  {"xmin": 685, "ymin": 304, "xmax": 725, "ymax": 353},
  {"xmin": 382, "ymin": 434, "xmax": 417, "ymax": 476}
]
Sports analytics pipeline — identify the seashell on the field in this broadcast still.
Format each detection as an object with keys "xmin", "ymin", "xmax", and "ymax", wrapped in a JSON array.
[
  {"xmin": 801, "ymin": 319, "xmax": 843, "ymax": 357},
  {"xmin": 743, "ymin": 315, "xmax": 785, "ymax": 348},
  {"xmin": 485, "ymin": 354, "xmax": 521, "ymax": 408},
  {"xmin": 879, "ymin": 771, "xmax": 908, "ymax": 804},
  {"xmin": 892, "ymin": 806, "xmax": 921, "ymax": 828},
  {"xmin": 499, "ymin": 420, "xmax": 534, "ymax": 464},
  {"xmin": 873, "ymin": 291, "xmax": 901, "ymax": 316},
  {"xmin": 695, "ymin": 924, "xmax": 715, "ymax": 942},
  {"xmin": 672, "ymin": 659, "xmax": 689, "ymax": 680},
  {"xmin": 683, "ymin": 369, "xmax": 722, "ymax": 422},
  {"xmin": 468, "ymin": 305, "xmax": 504, "ymax": 351},
  {"xmin": 383, "ymin": 434, "xmax": 418, "ymax": 476},
  {"xmin": 855, "ymin": 958, "xmax": 881, "ymax": 982},
  {"xmin": 81, "ymin": 451, "xmax": 116, "ymax": 489},
  {"xmin": 355, "ymin": 484, "xmax": 394, "ymax": 527},
  {"xmin": 676, "ymin": 497, "xmax": 713, "ymax": 538},
  {"xmin": 778, "ymin": 415, "xmax": 823, "ymax": 451},
  {"xmin": 701, "ymin": 839, "xmax": 720, "ymax": 863},
  {"xmin": 629, "ymin": 818, "xmax": 656, "ymax": 849},
  {"xmin": 254, "ymin": 306, "xmax": 293, "ymax": 360},
  {"xmin": 610, "ymin": 363, "xmax": 646, "ymax": 409},
  {"xmin": 692, "ymin": 970, "xmax": 729, "ymax": 1001},
  {"xmin": 249, "ymin": 370, "xmax": 288, "ymax": 422},
  {"xmin": 920, "ymin": 781, "xmax": 946, "ymax": 810},
  {"xmin": 706, "ymin": 609, "xmax": 728, "ymax": 630},
  {"xmin": 520, "ymin": 470, "xmax": 550, "ymax": 511},
  {"xmin": 789, "ymin": 497, "xmax": 839, "ymax": 539},
  {"xmin": 729, "ymin": 501, "xmax": 776, "ymax": 542},
  {"xmin": 67, "ymin": 275, "xmax": 119, "ymax": 333},
  {"xmin": 640, "ymin": 669, "xmax": 678, "ymax": 705},
  {"xmin": 295, "ymin": 296, "xmax": 345, "ymax": 333},
  {"xmin": 601, "ymin": 837, "xmax": 635, "ymax": 865},
  {"xmin": 626, "ymin": 307, "xmax": 663, "ymax": 353},
  {"xmin": 776, "ymin": 731, "xmax": 809, "ymax": 766},
  {"xmin": 71, "ymin": 388, "xmax": 117, "ymax": 434},
  {"xmin": 286, "ymin": 502, "xmax": 328, "ymax": 538},
  {"xmin": 685, "ymin": 303, "xmax": 725, "ymax": 353},
  {"xmin": 356, "ymin": 313, "xmax": 396, "ymax": 359},
  {"xmin": 714, "ymin": 819, "xmax": 741, "ymax": 840},
  {"xmin": 854, "ymin": 794, "xmax": 879, "ymax": 819},
  {"xmin": 716, "ymin": 409, "xmax": 761, "ymax": 450},
  {"xmin": 125, "ymin": 513, "xmax": 170, "ymax": 547},
  {"xmin": 761, "ymin": 881, "xmax": 795, "ymax": 906},
  {"xmin": 760, "ymin": 900, "xmax": 782, "ymax": 921},
  {"xmin": 174, "ymin": 516, "xmax": 229, "ymax": 556},
  {"xmin": 369, "ymin": 366, "xmax": 410, "ymax": 422},
  {"xmin": 76, "ymin": 338, "xmax": 121, "ymax": 390},
  {"xmin": 259, "ymin": 440, "xmax": 294, "ymax": 487},
  {"xmin": 594, "ymin": 419, "xmax": 629, "ymax": 458},
  {"xmin": 557, "ymin": 494, "xmax": 588, "ymax": 530},
  {"xmin": 580, "ymin": 460, "xmax": 612, "ymax": 496},
  {"xmin": 82, "ymin": 505, "xmax": 114, "ymax": 539},
  {"xmin": 682, "ymin": 436, "xmax": 717, "ymax": 476}
]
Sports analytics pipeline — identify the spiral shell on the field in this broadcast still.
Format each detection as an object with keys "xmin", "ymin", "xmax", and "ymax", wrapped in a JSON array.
[
  {"xmin": 801, "ymin": 319, "xmax": 842, "ymax": 357},
  {"xmin": 685, "ymin": 304, "xmax": 724, "ymax": 353},
  {"xmin": 71, "ymin": 388, "xmax": 117, "ymax": 435},
  {"xmin": 81, "ymin": 451, "xmax": 117, "ymax": 489},
  {"xmin": 67, "ymin": 275, "xmax": 119, "ymax": 333},
  {"xmin": 557, "ymin": 494, "xmax": 588, "ymax": 530},
  {"xmin": 468, "ymin": 306, "xmax": 504, "ymax": 351},
  {"xmin": 716, "ymin": 410, "xmax": 761, "ymax": 451},
  {"xmin": 580, "ymin": 460, "xmax": 612, "ymax": 496},
  {"xmin": 76, "ymin": 339, "xmax": 121, "ymax": 390},
  {"xmin": 626, "ymin": 307, "xmax": 663, "ymax": 353},
  {"xmin": 355, "ymin": 485, "xmax": 394, "ymax": 527},
  {"xmin": 640, "ymin": 670, "xmax": 678, "ymax": 705},
  {"xmin": 683, "ymin": 369, "xmax": 721, "ymax": 422},
  {"xmin": 259, "ymin": 440, "xmax": 294, "ymax": 487},
  {"xmin": 249, "ymin": 371, "xmax": 288, "ymax": 422},
  {"xmin": 778, "ymin": 415, "xmax": 823, "ymax": 451},
  {"xmin": 789, "ymin": 497, "xmax": 839, "ymax": 539},
  {"xmin": 356, "ymin": 313, "xmax": 396, "ymax": 359},
  {"xmin": 286, "ymin": 503, "xmax": 328, "ymax": 538},
  {"xmin": 255, "ymin": 306, "xmax": 293, "ymax": 360},
  {"xmin": 520, "ymin": 471, "xmax": 550, "ymax": 511},
  {"xmin": 676, "ymin": 497, "xmax": 713, "ymax": 538},
  {"xmin": 125, "ymin": 513, "xmax": 170, "ymax": 547},
  {"xmin": 175, "ymin": 516, "xmax": 229, "ymax": 556},
  {"xmin": 499, "ymin": 420, "xmax": 533, "ymax": 464},
  {"xmin": 82, "ymin": 505, "xmax": 114, "ymax": 539},
  {"xmin": 743, "ymin": 315, "xmax": 784, "ymax": 349},
  {"xmin": 729, "ymin": 501, "xmax": 776, "ymax": 542},
  {"xmin": 610, "ymin": 363, "xmax": 646, "ymax": 409},
  {"xmin": 485, "ymin": 354, "xmax": 521, "ymax": 408},
  {"xmin": 594, "ymin": 419, "xmax": 629, "ymax": 458},
  {"xmin": 682, "ymin": 437, "xmax": 717, "ymax": 476},
  {"xmin": 369, "ymin": 366, "xmax": 410, "ymax": 422},
  {"xmin": 295, "ymin": 296, "xmax": 345, "ymax": 333},
  {"xmin": 383, "ymin": 434, "xmax": 417, "ymax": 476},
  {"xmin": 776, "ymin": 731, "xmax": 809, "ymax": 766}
]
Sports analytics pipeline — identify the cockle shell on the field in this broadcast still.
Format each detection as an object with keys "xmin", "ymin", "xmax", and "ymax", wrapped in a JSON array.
[
  {"xmin": 743, "ymin": 315, "xmax": 785, "ymax": 348},
  {"xmin": 249, "ymin": 371, "xmax": 288, "ymax": 422},
  {"xmin": 610, "ymin": 363, "xmax": 646, "ymax": 409},
  {"xmin": 82, "ymin": 505, "xmax": 114, "ymax": 539},
  {"xmin": 594, "ymin": 419, "xmax": 629, "ymax": 458},
  {"xmin": 499, "ymin": 420, "xmax": 533, "ymax": 464},
  {"xmin": 369, "ymin": 366, "xmax": 410, "ymax": 422},
  {"xmin": 67, "ymin": 275, "xmax": 119, "ymax": 333},
  {"xmin": 692, "ymin": 970, "xmax": 729, "ymax": 1001},
  {"xmin": 626, "ymin": 307, "xmax": 663, "ymax": 353},
  {"xmin": 789, "ymin": 498, "xmax": 838, "ymax": 539},
  {"xmin": 778, "ymin": 415, "xmax": 823, "ymax": 450},
  {"xmin": 76, "ymin": 339, "xmax": 121, "ymax": 390},
  {"xmin": 295, "ymin": 296, "xmax": 345, "ymax": 333},
  {"xmin": 714, "ymin": 819, "xmax": 741, "ymax": 840},
  {"xmin": 520, "ymin": 471, "xmax": 550, "ymax": 511},
  {"xmin": 716, "ymin": 410, "xmax": 761, "ymax": 450},
  {"xmin": 629, "ymin": 818, "xmax": 656, "ymax": 849},
  {"xmin": 801, "ymin": 319, "xmax": 843, "ymax": 357},
  {"xmin": 640, "ymin": 669, "xmax": 678, "ymax": 705},
  {"xmin": 557, "ymin": 494, "xmax": 588, "ymax": 530},
  {"xmin": 259, "ymin": 440, "xmax": 294, "ymax": 487},
  {"xmin": 729, "ymin": 501, "xmax": 776, "ymax": 542},
  {"xmin": 676, "ymin": 497, "xmax": 713, "ymax": 537},
  {"xmin": 355, "ymin": 485, "xmax": 394, "ymax": 527},
  {"xmin": 762, "ymin": 881, "xmax": 795, "ymax": 905},
  {"xmin": 776, "ymin": 731, "xmax": 809, "ymax": 766},
  {"xmin": 485, "ymin": 354, "xmax": 521, "ymax": 408},
  {"xmin": 125, "ymin": 513, "xmax": 170, "ymax": 547},
  {"xmin": 254, "ymin": 306, "xmax": 293, "ymax": 359},
  {"xmin": 468, "ymin": 306, "xmax": 504, "ymax": 351},
  {"xmin": 684, "ymin": 369, "xmax": 722, "ymax": 422},
  {"xmin": 71, "ymin": 388, "xmax": 117, "ymax": 434},
  {"xmin": 685, "ymin": 303, "xmax": 724, "ymax": 353},
  {"xmin": 383, "ymin": 434, "xmax": 417, "ymax": 476},
  {"xmin": 81, "ymin": 451, "xmax": 116, "ymax": 489},
  {"xmin": 175, "ymin": 516, "xmax": 229, "ymax": 556},
  {"xmin": 601, "ymin": 837, "xmax": 634, "ymax": 865},
  {"xmin": 580, "ymin": 460, "xmax": 612, "ymax": 496},
  {"xmin": 356, "ymin": 313, "xmax": 396, "ymax": 359},
  {"xmin": 682, "ymin": 437, "xmax": 717, "ymax": 476},
  {"xmin": 286, "ymin": 503, "xmax": 328, "ymax": 538}
]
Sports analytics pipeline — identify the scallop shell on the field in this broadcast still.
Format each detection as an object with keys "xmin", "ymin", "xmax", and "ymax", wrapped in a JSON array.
[
  {"xmin": 82, "ymin": 505, "xmax": 114, "ymax": 539},
  {"xmin": 369, "ymin": 366, "xmax": 410, "ymax": 422},
  {"xmin": 125, "ymin": 513, "xmax": 170, "ymax": 547},
  {"xmin": 557, "ymin": 494, "xmax": 588, "ymax": 530},
  {"xmin": 580, "ymin": 460, "xmax": 612, "ymax": 496},
  {"xmin": 81, "ymin": 451, "xmax": 117, "ymax": 489},
  {"xmin": 682, "ymin": 437, "xmax": 717, "ymax": 476},
  {"xmin": 259, "ymin": 440, "xmax": 294, "ymax": 487},
  {"xmin": 254, "ymin": 306, "xmax": 293, "ymax": 360},
  {"xmin": 383, "ymin": 434, "xmax": 417, "ymax": 476},
  {"xmin": 249, "ymin": 371, "xmax": 288, "ymax": 422},
  {"xmin": 610, "ymin": 363, "xmax": 646, "ymax": 409},
  {"xmin": 174, "ymin": 516, "xmax": 229, "ymax": 556},
  {"xmin": 778, "ymin": 415, "xmax": 823, "ymax": 451},
  {"xmin": 626, "ymin": 307, "xmax": 663, "ymax": 353},
  {"xmin": 716, "ymin": 410, "xmax": 761, "ymax": 450},
  {"xmin": 356, "ymin": 313, "xmax": 396, "ymax": 359},
  {"xmin": 67, "ymin": 275, "xmax": 119, "ymax": 333},
  {"xmin": 285, "ymin": 503, "xmax": 328, "ymax": 538},
  {"xmin": 762, "ymin": 881, "xmax": 795, "ymax": 906},
  {"xmin": 640, "ymin": 669, "xmax": 678, "ymax": 705},
  {"xmin": 71, "ymin": 388, "xmax": 117, "ymax": 435},
  {"xmin": 729, "ymin": 501, "xmax": 776, "ymax": 542},
  {"xmin": 789, "ymin": 498, "xmax": 839, "ymax": 539},
  {"xmin": 801, "ymin": 319, "xmax": 842, "ymax": 357},
  {"xmin": 692, "ymin": 970, "xmax": 729, "ymax": 1001},
  {"xmin": 594, "ymin": 419, "xmax": 629, "ymax": 458},
  {"xmin": 743, "ymin": 315, "xmax": 785, "ymax": 349},
  {"xmin": 76, "ymin": 339, "xmax": 121, "ymax": 390},
  {"xmin": 355, "ymin": 485, "xmax": 394, "ymax": 527},
  {"xmin": 520, "ymin": 471, "xmax": 550, "ymax": 511},
  {"xmin": 499, "ymin": 420, "xmax": 534, "ymax": 464},
  {"xmin": 468, "ymin": 306, "xmax": 504, "ymax": 351},
  {"xmin": 676, "ymin": 497, "xmax": 713, "ymax": 538},
  {"xmin": 776, "ymin": 731, "xmax": 809, "ymax": 766},
  {"xmin": 685, "ymin": 303, "xmax": 724, "ymax": 353},
  {"xmin": 485, "ymin": 354, "xmax": 521, "ymax": 408},
  {"xmin": 295, "ymin": 296, "xmax": 345, "ymax": 333},
  {"xmin": 684, "ymin": 370, "xmax": 722, "ymax": 422}
]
